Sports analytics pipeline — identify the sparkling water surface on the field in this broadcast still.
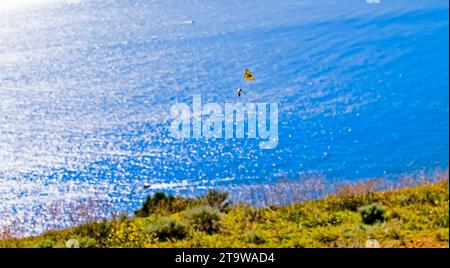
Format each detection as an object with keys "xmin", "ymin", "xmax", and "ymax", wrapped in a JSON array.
[{"xmin": 0, "ymin": 0, "xmax": 448, "ymax": 235}]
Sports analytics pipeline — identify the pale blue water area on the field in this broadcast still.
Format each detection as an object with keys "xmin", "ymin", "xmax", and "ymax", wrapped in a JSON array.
[{"xmin": 0, "ymin": 0, "xmax": 448, "ymax": 235}]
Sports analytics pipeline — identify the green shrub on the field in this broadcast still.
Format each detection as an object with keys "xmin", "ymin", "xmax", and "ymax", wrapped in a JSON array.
[
  {"xmin": 423, "ymin": 190, "xmax": 440, "ymax": 205},
  {"xmin": 145, "ymin": 217, "xmax": 187, "ymax": 241},
  {"xmin": 37, "ymin": 238, "xmax": 55, "ymax": 248},
  {"xmin": 112, "ymin": 213, "xmax": 129, "ymax": 222},
  {"xmin": 243, "ymin": 231, "xmax": 265, "ymax": 245},
  {"xmin": 436, "ymin": 228, "xmax": 449, "ymax": 242},
  {"xmin": 200, "ymin": 190, "xmax": 230, "ymax": 212},
  {"xmin": 302, "ymin": 211, "xmax": 349, "ymax": 228},
  {"xmin": 74, "ymin": 221, "xmax": 113, "ymax": 246},
  {"xmin": 135, "ymin": 192, "xmax": 192, "ymax": 217},
  {"xmin": 327, "ymin": 211, "xmax": 349, "ymax": 226},
  {"xmin": 388, "ymin": 227, "xmax": 402, "ymax": 240},
  {"xmin": 244, "ymin": 208, "xmax": 266, "ymax": 223},
  {"xmin": 358, "ymin": 203, "xmax": 387, "ymax": 225},
  {"xmin": 184, "ymin": 206, "xmax": 221, "ymax": 234},
  {"xmin": 336, "ymin": 197, "xmax": 365, "ymax": 211},
  {"xmin": 315, "ymin": 232, "xmax": 339, "ymax": 244}
]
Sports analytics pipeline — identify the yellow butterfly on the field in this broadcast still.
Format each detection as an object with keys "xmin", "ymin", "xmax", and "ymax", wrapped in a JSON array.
[{"xmin": 244, "ymin": 69, "xmax": 255, "ymax": 80}]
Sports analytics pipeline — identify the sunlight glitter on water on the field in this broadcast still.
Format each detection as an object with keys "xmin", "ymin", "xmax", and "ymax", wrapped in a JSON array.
[
  {"xmin": 0, "ymin": 0, "xmax": 448, "ymax": 236},
  {"xmin": 0, "ymin": 0, "xmax": 56, "ymax": 9}
]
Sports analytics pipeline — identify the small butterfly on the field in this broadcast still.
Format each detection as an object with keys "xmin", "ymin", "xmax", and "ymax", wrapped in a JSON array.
[
  {"xmin": 237, "ymin": 88, "xmax": 244, "ymax": 96},
  {"xmin": 244, "ymin": 69, "xmax": 255, "ymax": 80}
]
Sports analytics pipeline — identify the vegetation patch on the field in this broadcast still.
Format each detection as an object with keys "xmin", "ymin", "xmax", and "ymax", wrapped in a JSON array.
[{"xmin": 1, "ymin": 176, "xmax": 448, "ymax": 248}]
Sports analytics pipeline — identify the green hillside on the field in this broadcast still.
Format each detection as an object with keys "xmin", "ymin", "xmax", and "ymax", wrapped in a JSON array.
[{"xmin": 1, "ymin": 178, "xmax": 448, "ymax": 248}]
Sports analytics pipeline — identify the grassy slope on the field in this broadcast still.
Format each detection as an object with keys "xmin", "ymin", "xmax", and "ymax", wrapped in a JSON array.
[{"xmin": 1, "ymin": 180, "xmax": 448, "ymax": 248}]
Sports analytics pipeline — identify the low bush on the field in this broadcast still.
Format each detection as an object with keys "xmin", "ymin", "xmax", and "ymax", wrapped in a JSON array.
[
  {"xmin": 436, "ymin": 228, "xmax": 449, "ymax": 242},
  {"xmin": 200, "ymin": 190, "xmax": 231, "ymax": 212},
  {"xmin": 243, "ymin": 207, "xmax": 267, "ymax": 223},
  {"xmin": 184, "ymin": 206, "xmax": 221, "ymax": 234},
  {"xmin": 73, "ymin": 221, "xmax": 114, "ymax": 246},
  {"xmin": 243, "ymin": 231, "xmax": 265, "ymax": 245},
  {"xmin": 135, "ymin": 192, "xmax": 192, "ymax": 217},
  {"xmin": 145, "ymin": 217, "xmax": 187, "ymax": 241},
  {"xmin": 358, "ymin": 203, "xmax": 387, "ymax": 225},
  {"xmin": 314, "ymin": 232, "xmax": 339, "ymax": 244},
  {"xmin": 37, "ymin": 237, "xmax": 56, "ymax": 248}
]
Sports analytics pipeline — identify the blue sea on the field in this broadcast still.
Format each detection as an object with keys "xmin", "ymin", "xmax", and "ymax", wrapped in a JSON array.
[{"xmin": 0, "ymin": 0, "xmax": 448, "ymax": 235}]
